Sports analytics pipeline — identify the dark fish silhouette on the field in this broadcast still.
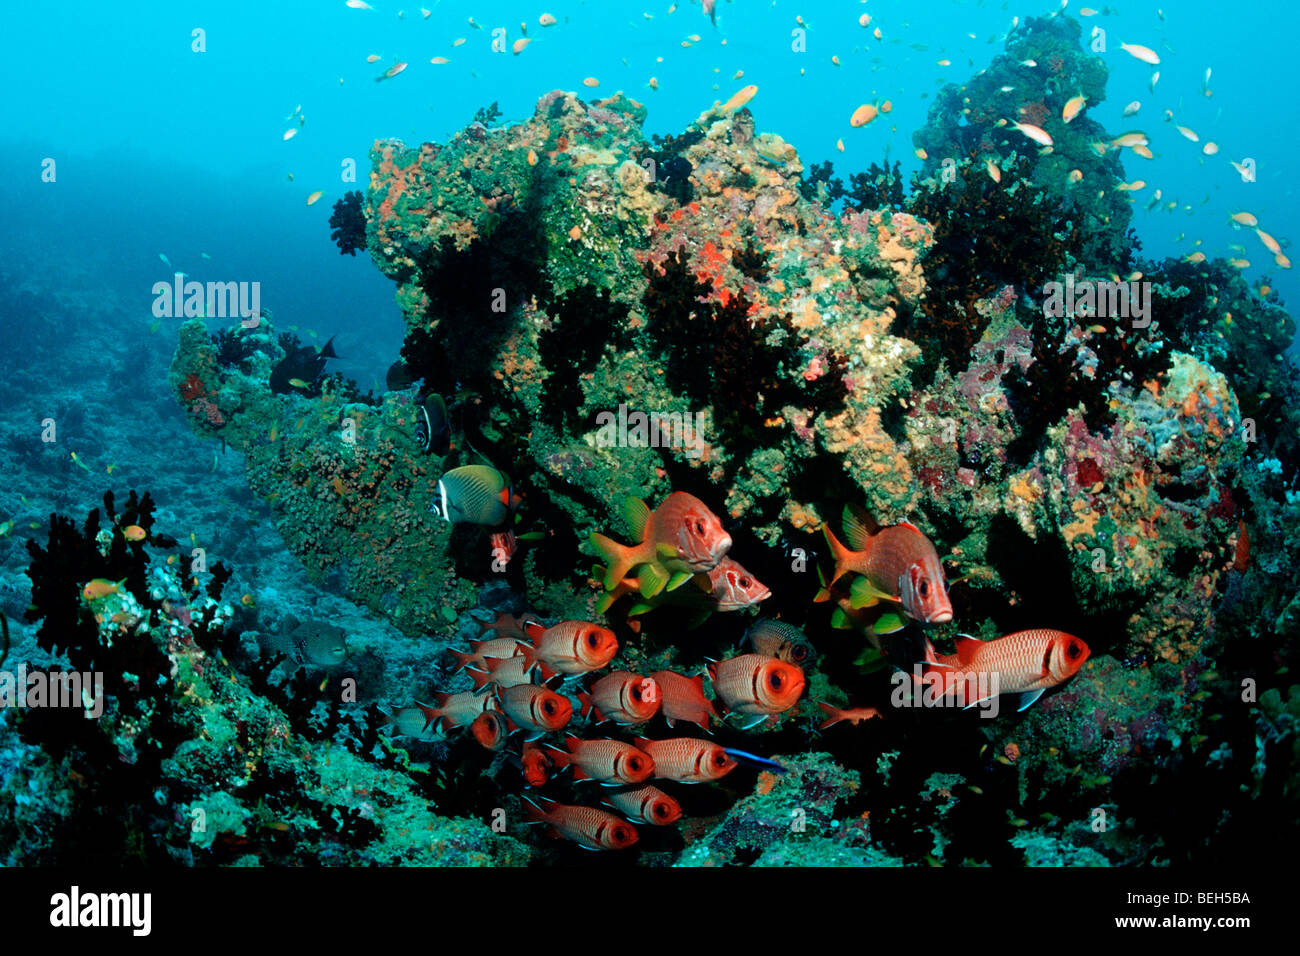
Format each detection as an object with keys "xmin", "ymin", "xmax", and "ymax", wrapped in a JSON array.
[{"xmin": 270, "ymin": 335, "xmax": 338, "ymax": 394}]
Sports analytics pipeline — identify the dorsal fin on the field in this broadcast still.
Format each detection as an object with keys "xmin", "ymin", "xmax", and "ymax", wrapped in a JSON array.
[
  {"xmin": 622, "ymin": 497, "xmax": 652, "ymax": 541},
  {"xmin": 953, "ymin": 635, "xmax": 982, "ymax": 665},
  {"xmin": 841, "ymin": 504, "xmax": 879, "ymax": 551},
  {"xmin": 897, "ymin": 519, "xmax": 923, "ymax": 536}
]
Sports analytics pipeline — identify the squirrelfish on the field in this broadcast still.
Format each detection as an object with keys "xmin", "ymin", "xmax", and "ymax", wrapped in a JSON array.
[
  {"xmin": 707, "ymin": 654, "xmax": 805, "ymax": 725},
  {"xmin": 498, "ymin": 683, "xmax": 573, "ymax": 735},
  {"xmin": 647, "ymin": 669, "xmax": 719, "ymax": 729},
  {"xmin": 546, "ymin": 736, "xmax": 655, "ymax": 785},
  {"xmin": 590, "ymin": 492, "xmax": 731, "ymax": 597},
  {"xmin": 447, "ymin": 637, "xmax": 527, "ymax": 672},
  {"xmin": 636, "ymin": 736, "xmax": 736, "ymax": 783},
  {"xmin": 816, "ymin": 507, "xmax": 953, "ymax": 626},
  {"xmin": 744, "ymin": 618, "xmax": 816, "ymax": 667},
  {"xmin": 432, "ymin": 465, "xmax": 519, "ymax": 527},
  {"xmin": 578, "ymin": 671, "xmax": 662, "ymax": 725},
  {"xmin": 521, "ymin": 619, "xmax": 618, "ymax": 676},
  {"xmin": 519, "ymin": 741, "xmax": 552, "ymax": 788},
  {"xmin": 523, "ymin": 796, "xmax": 638, "ymax": 850},
  {"xmin": 467, "ymin": 653, "xmax": 550, "ymax": 692},
  {"xmin": 922, "ymin": 629, "xmax": 1091, "ymax": 710},
  {"xmin": 415, "ymin": 691, "xmax": 497, "ymax": 732},
  {"xmin": 602, "ymin": 784, "xmax": 682, "ymax": 825},
  {"xmin": 470, "ymin": 709, "xmax": 509, "ymax": 750}
]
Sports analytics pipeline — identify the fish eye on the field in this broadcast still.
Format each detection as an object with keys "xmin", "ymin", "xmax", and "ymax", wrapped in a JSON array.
[
  {"xmin": 695, "ymin": 520, "xmax": 706, "ymax": 535},
  {"xmin": 769, "ymin": 672, "xmax": 784, "ymax": 689},
  {"xmin": 586, "ymin": 631, "xmax": 600, "ymax": 646},
  {"xmin": 542, "ymin": 700, "xmax": 556, "ymax": 715},
  {"xmin": 713, "ymin": 753, "xmax": 728, "ymax": 767},
  {"xmin": 1068, "ymin": 641, "xmax": 1082, "ymax": 659},
  {"xmin": 919, "ymin": 580, "xmax": 930, "ymax": 596},
  {"xmin": 791, "ymin": 646, "xmax": 808, "ymax": 662},
  {"xmin": 739, "ymin": 576, "xmax": 752, "ymax": 588},
  {"xmin": 654, "ymin": 804, "xmax": 671, "ymax": 819},
  {"xmin": 628, "ymin": 756, "xmax": 644, "ymax": 772}
]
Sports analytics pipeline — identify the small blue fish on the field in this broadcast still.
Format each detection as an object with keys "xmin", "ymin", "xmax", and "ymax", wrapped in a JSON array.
[{"xmin": 723, "ymin": 748, "xmax": 788, "ymax": 774}]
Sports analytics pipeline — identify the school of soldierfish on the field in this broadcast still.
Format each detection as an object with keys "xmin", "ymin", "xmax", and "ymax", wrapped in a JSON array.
[{"xmin": 389, "ymin": 478, "xmax": 1091, "ymax": 851}]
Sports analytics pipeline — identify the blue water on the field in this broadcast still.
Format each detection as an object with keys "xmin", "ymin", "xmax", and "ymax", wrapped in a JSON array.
[{"xmin": 1, "ymin": 0, "xmax": 1296, "ymax": 383}]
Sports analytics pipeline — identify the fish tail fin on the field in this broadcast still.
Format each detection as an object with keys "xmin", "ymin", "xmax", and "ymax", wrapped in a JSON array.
[
  {"xmin": 591, "ymin": 532, "xmax": 638, "ymax": 591},
  {"xmin": 414, "ymin": 701, "xmax": 442, "ymax": 733},
  {"xmin": 466, "ymin": 668, "xmax": 493, "ymax": 692},
  {"xmin": 516, "ymin": 643, "xmax": 539, "ymax": 674},
  {"xmin": 816, "ymin": 701, "xmax": 843, "ymax": 729},
  {"xmin": 815, "ymin": 524, "xmax": 854, "ymax": 600},
  {"xmin": 447, "ymin": 648, "xmax": 474, "ymax": 672},
  {"xmin": 319, "ymin": 335, "xmax": 339, "ymax": 359}
]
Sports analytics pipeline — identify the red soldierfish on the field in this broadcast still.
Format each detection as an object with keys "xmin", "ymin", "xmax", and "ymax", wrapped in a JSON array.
[
  {"xmin": 523, "ymin": 795, "xmax": 639, "ymax": 850},
  {"xmin": 415, "ymin": 691, "xmax": 497, "ymax": 732},
  {"xmin": 545, "ymin": 736, "xmax": 655, "ymax": 785},
  {"xmin": 707, "ymin": 654, "xmax": 806, "ymax": 727},
  {"xmin": 521, "ymin": 620, "xmax": 618, "ymax": 676},
  {"xmin": 466, "ymin": 654, "xmax": 553, "ymax": 692},
  {"xmin": 816, "ymin": 506, "xmax": 952, "ymax": 629},
  {"xmin": 470, "ymin": 709, "xmax": 509, "ymax": 750},
  {"xmin": 447, "ymin": 637, "xmax": 527, "ymax": 672},
  {"xmin": 647, "ymin": 670, "xmax": 720, "ymax": 729},
  {"xmin": 591, "ymin": 492, "xmax": 732, "ymax": 598},
  {"xmin": 923, "ymin": 629, "xmax": 1091, "ymax": 710},
  {"xmin": 602, "ymin": 784, "xmax": 683, "ymax": 825},
  {"xmin": 636, "ymin": 736, "xmax": 737, "ymax": 783},
  {"xmin": 519, "ymin": 741, "xmax": 552, "ymax": 788},
  {"xmin": 498, "ymin": 684, "xmax": 573, "ymax": 736},
  {"xmin": 578, "ymin": 671, "xmax": 662, "ymax": 725}
]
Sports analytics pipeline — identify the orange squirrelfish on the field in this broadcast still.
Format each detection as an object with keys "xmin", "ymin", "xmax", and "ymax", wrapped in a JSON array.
[
  {"xmin": 817, "ymin": 702, "xmax": 882, "ymax": 729},
  {"xmin": 498, "ymin": 684, "xmax": 573, "ymax": 736},
  {"xmin": 521, "ymin": 620, "xmax": 618, "ymax": 676},
  {"xmin": 519, "ymin": 741, "xmax": 553, "ymax": 788},
  {"xmin": 591, "ymin": 492, "xmax": 732, "ymax": 598},
  {"xmin": 922, "ymin": 630, "xmax": 1091, "ymax": 710},
  {"xmin": 816, "ymin": 506, "xmax": 952, "ymax": 627},
  {"xmin": 478, "ymin": 611, "xmax": 533, "ymax": 641},
  {"xmin": 470, "ymin": 709, "xmax": 509, "ymax": 750},
  {"xmin": 596, "ymin": 556, "xmax": 769, "ymax": 624},
  {"xmin": 415, "ymin": 691, "xmax": 497, "ymax": 732},
  {"xmin": 466, "ymin": 654, "xmax": 552, "ymax": 692},
  {"xmin": 523, "ymin": 795, "xmax": 639, "ymax": 850},
  {"xmin": 447, "ymin": 637, "xmax": 527, "ymax": 672},
  {"xmin": 603, "ymin": 784, "xmax": 683, "ymax": 825},
  {"xmin": 647, "ymin": 669, "xmax": 720, "ymax": 729},
  {"xmin": 578, "ymin": 671, "xmax": 662, "ymax": 725},
  {"xmin": 546, "ymin": 736, "xmax": 655, "ymax": 785},
  {"xmin": 707, "ymin": 654, "xmax": 806, "ymax": 728},
  {"xmin": 636, "ymin": 736, "xmax": 737, "ymax": 783}
]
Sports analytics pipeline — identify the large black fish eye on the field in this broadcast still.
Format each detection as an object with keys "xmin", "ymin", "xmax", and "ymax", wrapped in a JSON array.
[
  {"xmin": 695, "ymin": 520, "xmax": 706, "ymax": 535},
  {"xmin": 1068, "ymin": 642, "xmax": 1082, "ymax": 659},
  {"xmin": 740, "ymin": 576, "xmax": 752, "ymax": 588},
  {"xmin": 769, "ymin": 672, "xmax": 784, "ymax": 689},
  {"xmin": 919, "ymin": 580, "xmax": 930, "ymax": 596},
  {"xmin": 791, "ymin": 646, "xmax": 809, "ymax": 662}
]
